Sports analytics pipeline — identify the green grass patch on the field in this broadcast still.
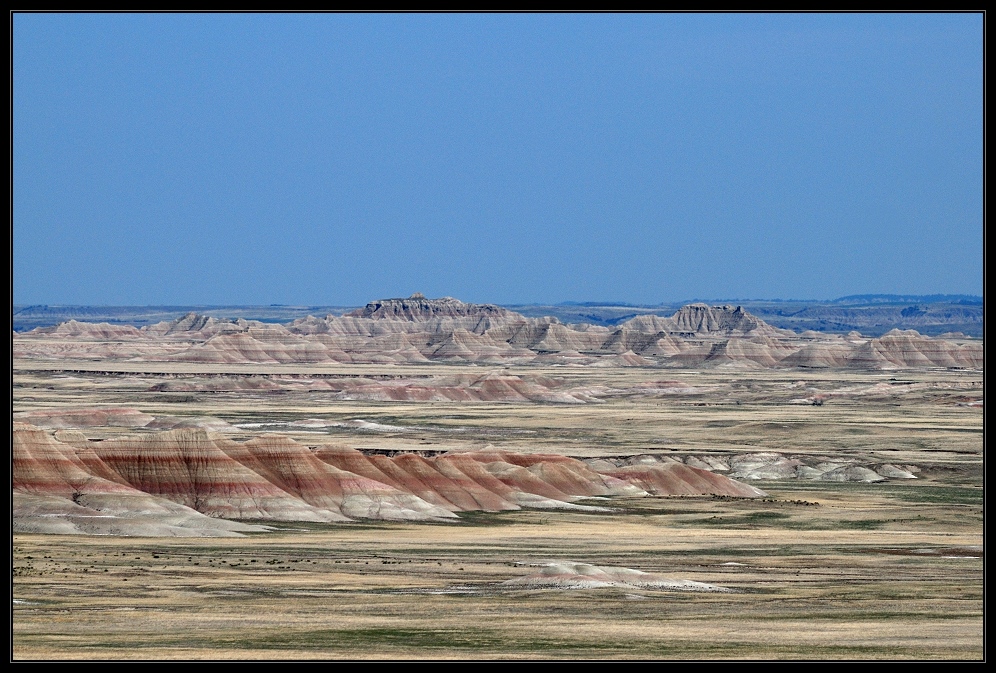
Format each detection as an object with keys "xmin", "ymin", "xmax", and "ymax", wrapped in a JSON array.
[
  {"xmin": 876, "ymin": 485, "xmax": 983, "ymax": 505},
  {"xmin": 755, "ymin": 610, "xmax": 983, "ymax": 621},
  {"xmin": 759, "ymin": 481, "xmax": 983, "ymax": 505}
]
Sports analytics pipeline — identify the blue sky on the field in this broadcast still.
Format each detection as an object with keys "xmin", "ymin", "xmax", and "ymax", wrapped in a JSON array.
[{"xmin": 13, "ymin": 13, "xmax": 983, "ymax": 305}]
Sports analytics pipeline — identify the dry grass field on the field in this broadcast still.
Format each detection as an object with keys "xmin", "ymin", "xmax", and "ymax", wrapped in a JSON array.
[{"xmin": 12, "ymin": 361, "xmax": 983, "ymax": 659}]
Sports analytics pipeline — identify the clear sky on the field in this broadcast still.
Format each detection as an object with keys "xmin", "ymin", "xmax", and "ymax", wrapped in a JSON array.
[{"xmin": 13, "ymin": 13, "xmax": 983, "ymax": 306}]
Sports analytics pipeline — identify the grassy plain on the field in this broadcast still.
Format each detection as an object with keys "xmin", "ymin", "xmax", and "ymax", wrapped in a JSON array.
[{"xmin": 12, "ymin": 361, "xmax": 983, "ymax": 659}]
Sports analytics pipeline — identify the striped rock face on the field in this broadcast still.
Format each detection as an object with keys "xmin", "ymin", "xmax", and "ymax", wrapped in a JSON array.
[{"xmin": 13, "ymin": 425, "xmax": 766, "ymax": 536}]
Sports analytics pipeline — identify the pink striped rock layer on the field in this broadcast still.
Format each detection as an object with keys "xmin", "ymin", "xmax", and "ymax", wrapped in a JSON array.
[{"xmin": 13, "ymin": 424, "xmax": 765, "ymax": 535}]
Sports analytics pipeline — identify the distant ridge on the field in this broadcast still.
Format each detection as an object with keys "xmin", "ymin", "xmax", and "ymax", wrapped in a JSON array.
[
  {"xmin": 833, "ymin": 294, "xmax": 982, "ymax": 305},
  {"xmin": 14, "ymin": 295, "xmax": 982, "ymax": 369},
  {"xmin": 12, "ymin": 295, "xmax": 984, "ymax": 337},
  {"xmin": 11, "ymin": 304, "xmax": 360, "ymax": 332},
  {"xmin": 557, "ymin": 301, "xmax": 640, "ymax": 308}
]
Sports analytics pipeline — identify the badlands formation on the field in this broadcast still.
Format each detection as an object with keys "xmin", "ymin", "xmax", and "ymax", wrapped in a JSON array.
[
  {"xmin": 14, "ymin": 293, "xmax": 983, "ymax": 369},
  {"xmin": 13, "ymin": 423, "xmax": 765, "ymax": 536},
  {"xmin": 12, "ymin": 294, "xmax": 978, "ymax": 536},
  {"xmin": 12, "ymin": 295, "xmax": 983, "ymax": 658}
]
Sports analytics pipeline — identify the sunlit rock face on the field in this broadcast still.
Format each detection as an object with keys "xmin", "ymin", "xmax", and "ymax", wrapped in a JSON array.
[{"xmin": 664, "ymin": 303, "xmax": 785, "ymax": 336}]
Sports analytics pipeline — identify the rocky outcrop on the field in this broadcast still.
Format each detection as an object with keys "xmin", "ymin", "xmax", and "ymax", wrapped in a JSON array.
[
  {"xmin": 346, "ymin": 293, "xmax": 515, "ymax": 321},
  {"xmin": 665, "ymin": 303, "xmax": 785, "ymax": 336}
]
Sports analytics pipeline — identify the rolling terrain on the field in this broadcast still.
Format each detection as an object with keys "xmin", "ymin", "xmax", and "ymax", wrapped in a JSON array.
[{"xmin": 12, "ymin": 294, "xmax": 983, "ymax": 658}]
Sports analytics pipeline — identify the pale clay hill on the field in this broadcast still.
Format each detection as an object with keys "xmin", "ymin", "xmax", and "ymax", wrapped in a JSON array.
[
  {"xmin": 503, "ymin": 562, "xmax": 732, "ymax": 592},
  {"xmin": 14, "ymin": 294, "xmax": 983, "ymax": 369}
]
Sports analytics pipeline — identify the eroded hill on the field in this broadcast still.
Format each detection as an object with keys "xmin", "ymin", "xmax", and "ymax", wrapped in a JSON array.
[{"xmin": 13, "ymin": 423, "xmax": 766, "ymax": 536}]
